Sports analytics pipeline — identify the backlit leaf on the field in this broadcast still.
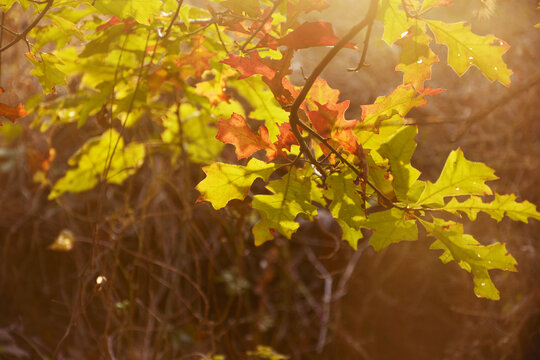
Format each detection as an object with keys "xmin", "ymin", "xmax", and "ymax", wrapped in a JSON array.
[
  {"xmin": 358, "ymin": 84, "xmax": 442, "ymax": 128},
  {"xmin": 427, "ymin": 20, "xmax": 512, "ymax": 86},
  {"xmin": 216, "ymin": 113, "xmax": 285, "ymax": 160},
  {"xmin": 325, "ymin": 171, "xmax": 366, "ymax": 248},
  {"xmin": 222, "ymin": 53, "xmax": 275, "ymax": 81},
  {"xmin": 378, "ymin": 126, "xmax": 421, "ymax": 202},
  {"xmin": 395, "ymin": 23, "xmax": 439, "ymax": 90},
  {"xmin": 422, "ymin": 219, "xmax": 517, "ymax": 300},
  {"xmin": 49, "ymin": 129, "xmax": 145, "ymax": 199},
  {"xmin": 415, "ymin": 149, "xmax": 498, "ymax": 207},
  {"xmin": 278, "ymin": 21, "xmax": 354, "ymax": 49},
  {"xmin": 93, "ymin": 0, "xmax": 161, "ymax": 24},
  {"xmin": 196, "ymin": 158, "xmax": 280, "ymax": 210},
  {"xmin": 25, "ymin": 52, "xmax": 66, "ymax": 94},
  {"xmin": 230, "ymin": 76, "xmax": 289, "ymax": 142},
  {"xmin": 444, "ymin": 194, "xmax": 540, "ymax": 223},
  {"xmin": 378, "ymin": 0, "xmax": 416, "ymax": 45},
  {"xmin": 363, "ymin": 208, "xmax": 418, "ymax": 251},
  {"xmin": 0, "ymin": 103, "xmax": 28, "ymax": 124},
  {"xmin": 252, "ymin": 168, "xmax": 318, "ymax": 245}
]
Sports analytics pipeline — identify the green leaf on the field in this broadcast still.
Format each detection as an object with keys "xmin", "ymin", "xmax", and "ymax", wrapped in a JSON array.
[
  {"xmin": 358, "ymin": 84, "xmax": 438, "ymax": 128},
  {"xmin": 93, "ymin": 0, "xmax": 161, "ymax": 24},
  {"xmin": 162, "ymin": 103, "xmax": 225, "ymax": 164},
  {"xmin": 378, "ymin": 126, "xmax": 421, "ymax": 202},
  {"xmin": 422, "ymin": 219, "xmax": 517, "ymax": 300},
  {"xmin": 25, "ymin": 52, "xmax": 66, "ymax": 94},
  {"xmin": 444, "ymin": 194, "xmax": 540, "ymax": 223},
  {"xmin": 415, "ymin": 148, "xmax": 498, "ymax": 207},
  {"xmin": 427, "ymin": 20, "xmax": 512, "ymax": 86},
  {"xmin": 356, "ymin": 115, "xmax": 405, "ymax": 150},
  {"xmin": 252, "ymin": 167, "xmax": 318, "ymax": 245},
  {"xmin": 363, "ymin": 208, "xmax": 418, "ymax": 251},
  {"xmin": 325, "ymin": 171, "xmax": 366, "ymax": 248},
  {"xmin": 196, "ymin": 158, "xmax": 280, "ymax": 210},
  {"xmin": 49, "ymin": 129, "xmax": 145, "ymax": 199},
  {"xmin": 396, "ymin": 23, "xmax": 439, "ymax": 90},
  {"xmin": 366, "ymin": 154, "xmax": 395, "ymax": 200},
  {"xmin": 230, "ymin": 76, "xmax": 289, "ymax": 142},
  {"xmin": 378, "ymin": 0, "xmax": 416, "ymax": 45}
]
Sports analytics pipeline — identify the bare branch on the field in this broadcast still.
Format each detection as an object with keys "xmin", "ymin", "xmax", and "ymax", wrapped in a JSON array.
[{"xmin": 0, "ymin": 0, "xmax": 53, "ymax": 53}]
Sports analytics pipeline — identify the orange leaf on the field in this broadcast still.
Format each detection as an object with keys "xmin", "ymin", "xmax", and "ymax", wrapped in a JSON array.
[
  {"xmin": 278, "ymin": 21, "xmax": 355, "ymax": 49},
  {"xmin": 275, "ymin": 122, "xmax": 298, "ymax": 151},
  {"xmin": 176, "ymin": 36, "xmax": 215, "ymax": 78},
  {"xmin": 0, "ymin": 103, "xmax": 28, "ymax": 124},
  {"xmin": 216, "ymin": 113, "xmax": 285, "ymax": 160},
  {"xmin": 221, "ymin": 53, "xmax": 276, "ymax": 80},
  {"xmin": 395, "ymin": 24, "xmax": 439, "ymax": 90},
  {"xmin": 309, "ymin": 101, "xmax": 358, "ymax": 154},
  {"xmin": 96, "ymin": 16, "xmax": 136, "ymax": 32}
]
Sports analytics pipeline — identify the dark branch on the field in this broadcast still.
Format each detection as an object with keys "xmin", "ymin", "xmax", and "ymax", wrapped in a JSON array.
[
  {"xmin": 288, "ymin": 0, "xmax": 378, "ymax": 181},
  {"xmin": 348, "ymin": 20, "xmax": 374, "ymax": 72},
  {"xmin": 0, "ymin": 0, "xmax": 53, "ymax": 53}
]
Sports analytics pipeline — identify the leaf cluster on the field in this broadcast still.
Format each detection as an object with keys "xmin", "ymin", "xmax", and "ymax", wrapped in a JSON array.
[{"xmin": 2, "ymin": 0, "xmax": 538, "ymax": 302}]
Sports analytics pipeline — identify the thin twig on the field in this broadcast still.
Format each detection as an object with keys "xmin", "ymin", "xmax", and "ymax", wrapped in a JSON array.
[
  {"xmin": 161, "ymin": 0, "xmax": 184, "ymax": 39},
  {"xmin": 214, "ymin": 22, "xmax": 229, "ymax": 54},
  {"xmin": 0, "ymin": 0, "xmax": 53, "ymax": 53},
  {"xmin": 348, "ymin": 21, "xmax": 374, "ymax": 72},
  {"xmin": 288, "ymin": 0, "xmax": 379, "ymax": 181},
  {"xmin": 0, "ymin": 24, "xmax": 17, "ymax": 36},
  {"xmin": 239, "ymin": 0, "xmax": 283, "ymax": 51},
  {"xmin": 305, "ymin": 247, "xmax": 333, "ymax": 354},
  {"xmin": 333, "ymin": 240, "xmax": 369, "ymax": 300},
  {"xmin": 452, "ymin": 73, "xmax": 540, "ymax": 142}
]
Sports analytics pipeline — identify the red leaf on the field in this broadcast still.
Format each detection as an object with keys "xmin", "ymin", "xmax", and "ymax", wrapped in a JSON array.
[
  {"xmin": 221, "ymin": 53, "xmax": 276, "ymax": 80},
  {"xmin": 275, "ymin": 122, "xmax": 298, "ymax": 151},
  {"xmin": 216, "ymin": 113, "xmax": 285, "ymax": 160},
  {"xmin": 304, "ymin": 77, "xmax": 340, "ymax": 110},
  {"xmin": 176, "ymin": 35, "xmax": 215, "ymax": 78},
  {"xmin": 222, "ymin": 52, "xmax": 297, "ymax": 106},
  {"xmin": 96, "ymin": 16, "xmax": 136, "ymax": 32},
  {"xmin": 308, "ymin": 101, "xmax": 358, "ymax": 154},
  {"xmin": 278, "ymin": 21, "xmax": 355, "ymax": 49},
  {"xmin": 0, "ymin": 103, "xmax": 27, "ymax": 124}
]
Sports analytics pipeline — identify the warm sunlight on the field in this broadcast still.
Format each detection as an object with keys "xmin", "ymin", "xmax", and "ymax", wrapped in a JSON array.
[{"xmin": 0, "ymin": 0, "xmax": 538, "ymax": 359}]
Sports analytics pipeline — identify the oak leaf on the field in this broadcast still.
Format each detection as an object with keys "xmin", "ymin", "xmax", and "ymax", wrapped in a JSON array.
[
  {"xmin": 0, "ymin": 103, "xmax": 28, "ymax": 124},
  {"xmin": 427, "ymin": 20, "xmax": 512, "ymax": 86},
  {"xmin": 196, "ymin": 158, "xmax": 280, "ymax": 210},
  {"xmin": 396, "ymin": 24, "xmax": 439, "ymax": 90},
  {"xmin": 222, "ymin": 53, "xmax": 276, "ymax": 80},
  {"xmin": 278, "ymin": 21, "xmax": 354, "ymax": 49},
  {"xmin": 415, "ymin": 148, "xmax": 498, "ymax": 206},
  {"xmin": 216, "ymin": 113, "xmax": 285, "ymax": 160}
]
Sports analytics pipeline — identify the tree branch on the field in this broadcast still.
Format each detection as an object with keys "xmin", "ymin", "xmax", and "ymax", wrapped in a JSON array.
[
  {"xmin": 0, "ymin": 0, "xmax": 53, "ymax": 53},
  {"xmin": 239, "ymin": 0, "xmax": 283, "ymax": 51},
  {"xmin": 288, "ymin": 0, "xmax": 378, "ymax": 181}
]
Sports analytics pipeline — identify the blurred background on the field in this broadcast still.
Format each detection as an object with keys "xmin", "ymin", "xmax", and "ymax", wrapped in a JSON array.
[{"xmin": 0, "ymin": 0, "xmax": 539, "ymax": 358}]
